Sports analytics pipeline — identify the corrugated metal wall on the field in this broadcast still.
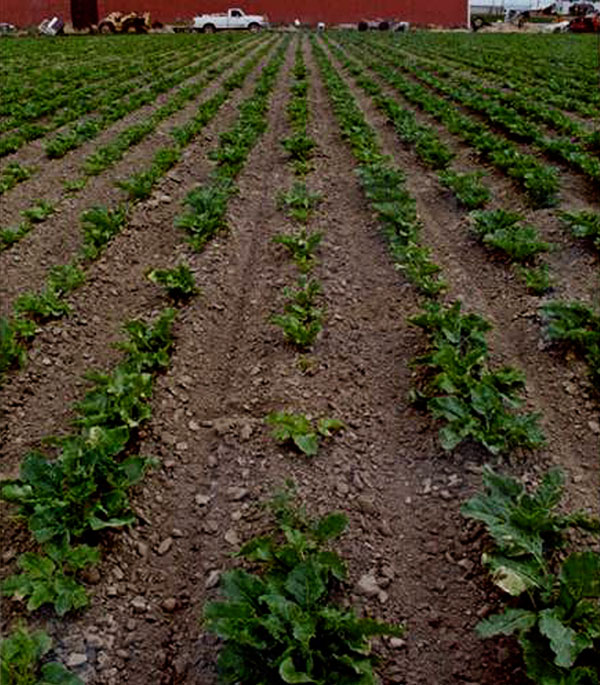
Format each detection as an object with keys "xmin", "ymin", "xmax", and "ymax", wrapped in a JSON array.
[{"xmin": 2, "ymin": 0, "xmax": 467, "ymax": 29}]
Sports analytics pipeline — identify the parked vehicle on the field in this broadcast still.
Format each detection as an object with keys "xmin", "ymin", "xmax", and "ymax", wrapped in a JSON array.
[
  {"xmin": 192, "ymin": 8, "xmax": 268, "ymax": 33},
  {"xmin": 98, "ymin": 11, "xmax": 152, "ymax": 34},
  {"xmin": 38, "ymin": 16, "xmax": 65, "ymax": 35}
]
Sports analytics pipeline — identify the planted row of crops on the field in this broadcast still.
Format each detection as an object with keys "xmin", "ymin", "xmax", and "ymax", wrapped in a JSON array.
[{"xmin": 0, "ymin": 30, "xmax": 598, "ymax": 685}]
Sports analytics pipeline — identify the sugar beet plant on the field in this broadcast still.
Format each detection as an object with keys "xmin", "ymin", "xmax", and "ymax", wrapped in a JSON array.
[
  {"xmin": 1, "ymin": 309, "xmax": 177, "ymax": 615},
  {"xmin": 471, "ymin": 209, "xmax": 553, "ymax": 294},
  {"xmin": 271, "ymin": 276, "xmax": 324, "ymax": 349},
  {"xmin": 203, "ymin": 490, "xmax": 403, "ymax": 683},
  {"xmin": 410, "ymin": 301, "xmax": 545, "ymax": 455},
  {"xmin": 281, "ymin": 39, "xmax": 316, "ymax": 176},
  {"xmin": 559, "ymin": 210, "xmax": 600, "ymax": 254},
  {"xmin": 462, "ymin": 466, "xmax": 600, "ymax": 684},
  {"xmin": 265, "ymin": 411, "xmax": 344, "ymax": 456},
  {"xmin": 1, "ymin": 622, "xmax": 82, "ymax": 685},
  {"xmin": 541, "ymin": 300, "xmax": 600, "ymax": 390}
]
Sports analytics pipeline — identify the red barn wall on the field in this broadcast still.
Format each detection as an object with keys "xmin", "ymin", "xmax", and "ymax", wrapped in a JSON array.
[
  {"xmin": 100, "ymin": 0, "xmax": 468, "ymax": 26},
  {"xmin": 1, "ymin": 0, "xmax": 70, "ymax": 28},
  {"xmin": 2, "ymin": 0, "xmax": 467, "ymax": 28}
]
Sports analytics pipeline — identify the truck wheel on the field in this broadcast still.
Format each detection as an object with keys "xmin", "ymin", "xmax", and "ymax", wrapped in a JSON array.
[
  {"xmin": 202, "ymin": 23, "xmax": 216, "ymax": 33},
  {"xmin": 378, "ymin": 21, "xmax": 390, "ymax": 30},
  {"xmin": 98, "ymin": 21, "xmax": 115, "ymax": 33},
  {"xmin": 358, "ymin": 21, "xmax": 368, "ymax": 31},
  {"xmin": 248, "ymin": 22, "xmax": 260, "ymax": 32}
]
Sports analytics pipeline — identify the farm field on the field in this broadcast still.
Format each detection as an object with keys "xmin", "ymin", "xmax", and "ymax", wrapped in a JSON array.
[{"xmin": 0, "ymin": 29, "xmax": 599, "ymax": 685}]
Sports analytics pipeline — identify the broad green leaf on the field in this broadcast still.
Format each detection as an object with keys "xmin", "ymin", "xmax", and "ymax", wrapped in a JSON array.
[
  {"xmin": 476, "ymin": 608, "xmax": 537, "ymax": 638},
  {"xmin": 27, "ymin": 581, "xmax": 55, "ymax": 611},
  {"xmin": 238, "ymin": 535, "xmax": 275, "ymax": 562},
  {"xmin": 539, "ymin": 608, "xmax": 585, "ymax": 668},
  {"xmin": 279, "ymin": 656, "xmax": 316, "ymax": 683},
  {"xmin": 40, "ymin": 662, "xmax": 84, "ymax": 685},
  {"xmin": 560, "ymin": 551, "xmax": 600, "ymax": 600},
  {"xmin": 0, "ymin": 482, "xmax": 33, "ymax": 502},
  {"xmin": 285, "ymin": 560, "xmax": 326, "ymax": 608},
  {"xmin": 485, "ymin": 554, "xmax": 544, "ymax": 596},
  {"xmin": 294, "ymin": 433, "xmax": 319, "ymax": 457},
  {"xmin": 19, "ymin": 553, "xmax": 55, "ymax": 579},
  {"xmin": 315, "ymin": 513, "xmax": 348, "ymax": 541},
  {"xmin": 316, "ymin": 418, "xmax": 345, "ymax": 437}
]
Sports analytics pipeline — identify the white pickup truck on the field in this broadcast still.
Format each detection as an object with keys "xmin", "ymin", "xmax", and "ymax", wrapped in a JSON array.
[{"xmin": 192, "ymin": 8, "xmax": 268, "ymax": 32}]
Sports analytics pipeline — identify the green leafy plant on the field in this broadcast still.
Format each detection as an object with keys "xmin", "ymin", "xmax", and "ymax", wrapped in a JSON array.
[
  {"xmin": 410, "ymin": 301, "xmax": 545, "ymax": 454},
  {"xmin": 1, "ymin": 622, "xmax": 83, "ymax": 684},
  {"xmin": 13, "ymin": 289, "xmax": 71, "ymax": 322},
  {"xmin": 203, "ymin": 490, "xmax": 402, "ymax": 683},
  {"xmin": 462, "ymin": 466, "xmax": 600, "ymax": 684},
  {"xmin": 559, "ymin": 210, "xmax": 600, "ymax": 252},
  {"xmin": 281, "ymin": 132, "xmax": 317, "ymax": 175},
  {"xmin": 265, "ymin": 412, "xmax": 344, "ymax": 456},
  {"xmin": 80, "ymin": 205, "xmax": 127, "ymax": 259},
  {"xmin": 273, "ymin": 228, "xmax": 322, "ymax": 273},
  {"xmin": 0, "ymin": 318, "xmax": 26, "ymax": 374},
  {"xmin": 278, "ymin": 183, "xmax": 322, "ymax": 224},
  {"xmin": 518, "ymin": 264, "xmax": 553, "ymax": 295},
  {"xmin": 175, "ymin": 182, "xmax": 232, "ymax": 251},
  {"xmin": 0, "ymin": 162, "xmax": 33, "ymax": 195},
  {"xmin": 1, "ymin": 222, "xmax": 31, "ymax": 251},
  {"xmin": 541, "ymin": 301, "xmax": 600, "ymax": 389},
  {"xmin": 471, "ymin": 209, "xmax": 551, "ymax": 263},
  {"xmin": 439, "ymin": 170, "xmax": 491, "ymax": 209},
  {"xmin": 21, "ymin": 201, "xmax": 55, "ymax": 224},
  {"xmin": 0, "ymin": 310, "xmax": 175, "ymax": 614},
  {"xmin": 147, "ymin": 264, "xmax": 198, "ymax": 302},
  {"xmin": 2, "ymin": 543, "xmax": 99, "ymax": 616},
  {"xmin": 271, "ymin": 276, "xmax": 323, "ymax": 349}
]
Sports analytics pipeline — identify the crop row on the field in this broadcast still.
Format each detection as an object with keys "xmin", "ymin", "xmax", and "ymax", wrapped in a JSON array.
[
  {"xmin": 313, "ymin": 34, "xmax": 599, "ymax": 684},
  {"xmin": 0, "ymin": 35, "xmax": 259, "ymax": 207}
]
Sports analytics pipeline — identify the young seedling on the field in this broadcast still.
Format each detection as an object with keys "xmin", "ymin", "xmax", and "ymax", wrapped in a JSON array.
[
  {"xmin": 271, "ymin": 276, "xmax": 323, "ymax": 349},
  {"xmin": 559, "ymin": 210, "xmax": 600, "ymax": 252},
  {"xmin": 1, "ymin": 543, "xmax": 99, "ymax": 616},
  {"xmin": 439, "ymin": 169, "xmax": 491, "ymax": 209},
  {"xmin": 278, "ymin": 182, "xmax": 322, "ymax": 223},
  {"xmin": 203, "ymin": 489, "xmax": 402, "ymax": 683},
  {"xmin": 518, "ymin": 263, "xmax": 553, "ymax": 295},
  {"xmin": 80, "ymin": 205, "xmax": 128, "ymax": 259},
  {"xmin": 21, "ymin": 200, "xmax": 54, "ymax": 224},
  {"xmin": 265, "ymin": 411, "xmax": 344, "ymax": 456},
  {"xmin": 471, "ymin": 209, "xmax": 552, "ymax": 263},
  {"xmin": 273, "ymin": 228, "xmax": 322, "ymax": 273},
  {"xmin": 147, "ymin": 264, "xmax": 198, "ymax": 302}
]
